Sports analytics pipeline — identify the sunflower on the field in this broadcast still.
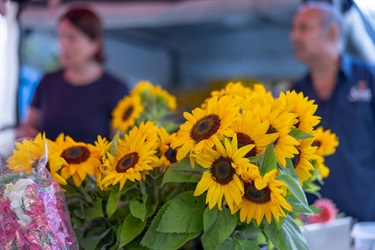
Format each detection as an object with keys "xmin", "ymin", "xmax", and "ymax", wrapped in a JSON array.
[
  {"xmin": 313, "ymin": 127, "xmax": 339, "ymax": 157},
  {"xmin": 315, "ymin": 155, "xmax": 330, "ymax": 179},
  {"xmin": 94, "ymin": 135, "xmax": 111, "ymax": 183},
  {"xmin": 94, "ymin": 135, "xmax": 111, "ymax": 163},
  {"xmin": 172, "ymin": 95, "xmax": 238, "ymax": 163},
  {"xmin": 239, "ymin": 84, "xmax": 274, "ymax": 112},
  {"xmin": 157, "ymin": 127, "xmax": 178, "ymax": 171},
  {"xmin": 277, "ymin": 91, "xmax": 320, "ymax": 135},
  {"xmin": 201, "ymin": 82, "xmax": 255, "ymax": 109},
  {"xmin": 230, "ymin": 110, "xmax": 278, "ymax": 158},
  {"xmin": 291, "ymin": 138, "xmax": 318, "ymax": 184},
  {"xmin": 131, "ymin": 81, "xmax": 177, "ymax": 110},
  {"xmin": 35, "ymin": 134, "xmax": 67, "ymax": 185},
  {"xmin": 7, "ymin": 136, "xmax": 47, "ymax": 174},
  {"xmin": 7, "ymin": 134, "xmax": 66, "ymax": 185},
  {"xmin": 192, "ymin": 134, "xmax": 256, "ymax": 212},
  {"xmin": 127, "ymin": 121, "xmax": 159, "ymax": 147},
  {"xmin": 253, "ymin": 103, "xmax": 299, "ymax": 167},
  {"xmin": 131, "ymin": 81, "xmax": 155, "ymax": 96},
  {"xmin": 99, "ymin": 132, "xmax": 159, "ymax": 190},
  {"xmin": 56, "ymin": 134, "xmax": 101, "ymax": 187},
  {"xmin": 112, "ymin": 95, "xmax": 144, "ymax": 132},
  {"xmin": 233, "ymin": 168, "xmax": 292, "ymax": 225}
]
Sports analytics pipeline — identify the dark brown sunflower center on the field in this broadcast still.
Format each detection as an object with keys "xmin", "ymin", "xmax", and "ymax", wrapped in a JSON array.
[
  {"xmin": 61, "ymin": 146, "xmax": 90, "ymax": 164},
  {"xmin": 165, "ymin": 146, "xmax": 177, "ymax": 164},
  {"xmin": 292, "ymin": 150, "xmax": 301, "ymax": 168},
  {"xmin": 244, "ymin": 181, "xmax": 271, "ymax": 204},
  {"xmin": 211, "ymin": 156, "xmax": 234, "ymax": 185},
  {"xmin": 116, "ymin": 152, "xmax": 139, "ymax": 173},
  {"xmin": 122, "ymin": 106, "xmax": 134, "ymax": 121},
  {"xmin": 190, "ymin": 114, "xmax": 221, "ymax": 142},
  {"xmin": 237, "ymin": 132, "xmax": 256, "ymax": 157},
  {"xmin": 312, "ymin": 141, "xmax": 321, "ymax": 148}
]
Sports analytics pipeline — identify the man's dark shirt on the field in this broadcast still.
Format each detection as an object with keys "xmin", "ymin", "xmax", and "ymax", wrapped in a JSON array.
[
  {"xmin": 292, "ymin": 53, "xmax": 375, "ymax": 221},
  {"xmin": 31, "ymin": 70, "xmax": 129, "ymax": 143}
]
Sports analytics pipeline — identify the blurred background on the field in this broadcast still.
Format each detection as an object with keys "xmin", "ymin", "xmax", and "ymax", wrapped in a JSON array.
[{"xmin": 1, "ymin": 0, "xmax": 374, "ymax": 144}]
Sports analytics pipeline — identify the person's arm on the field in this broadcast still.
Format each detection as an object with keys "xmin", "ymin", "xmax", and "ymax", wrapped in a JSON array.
[{"xmin": 16, "ymin": 107, "xmax": 40, "ymax": 138}]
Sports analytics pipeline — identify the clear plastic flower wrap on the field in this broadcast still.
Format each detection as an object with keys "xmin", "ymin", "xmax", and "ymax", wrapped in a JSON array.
[{"xmin": 0, "ymin": 138, "xmax": 79, "ymax": 250}]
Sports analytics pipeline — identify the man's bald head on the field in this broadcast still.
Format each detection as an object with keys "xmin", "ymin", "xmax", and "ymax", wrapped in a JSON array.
[{"xmin": 297, "ymin": 2, "xmax": 343, "ymax": 39}]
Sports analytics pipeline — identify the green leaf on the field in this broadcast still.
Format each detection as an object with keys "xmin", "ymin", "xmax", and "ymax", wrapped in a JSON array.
[
  {"xmin": 302, "ymin": 180, "xmax": 321, "ymax": 194},
  {"xmin": 217, "ymin": 236, "xmax": 260, "ymax": 250},
  {"xmin": 141, "ymin": 202, "xmax": 200, "ymax": 250},
  {"xmin": 276, "ymin": 174, "xmax": 313, "ymax": 214},
  {"xmin": 264, "ymin": 215, "xmax": 309, "ymax": 250},
  {"xmin": 234, "ymin": 223, "xmax": 262, "ymax": 241},
  {"xmin": 258, "ymin": 144, "xmax": 277, "ymax": 175},
  {"xmin": 80, "ymin": 227, "xmax": 111, "ymax": 250},
  {"xmin": 106, "ymin": 189, "xmax": 122, "ymax": 218},
  {"xmin": 278, "ymin": 158, "xmax": 299, "ymax": 180},
  {"xmin": 157, "ymin": 191, "xmax": 205, "ymax": 233},
  {"xmin": 118, "ymin": 214, "xmax": 147, "ymax": 248},
  {"xmin": 130, "ymin": 200, "xmax": 147, "ymax": 222},
  {"xmin": 289, "ymin": 127, "xmax": 314, "ymax": 140},
  {"xmin": 73, "ymin": 207, "xmax": 86, "ymax": 219},
  {"xmin": 309, "ymin": 204, "xmax": 321, "ymax": 214},
  {"xmin": 109, "ymin": 132, "xmax": 120, "ymax": 156},
  {"xmin": 145, "ymin": 194, "xmax": 158, "ymax": 219},
  {"xmin": 162, "ymin": 158, "xmax": 205, "ymax": 186},
  {"xmin": 286, "ymin": 192, "xmax": 311, "ymax": 214},
  {"xmin": 99, "ymin": 230, "xmax": 115, "ymax": 250},
  {"xmin": 201, "ymin": 207, "xmax": 238, "ymax": 250},
  {"xmin": 86, "ymin": 198, "xmax": 104, "ymax": 219}
]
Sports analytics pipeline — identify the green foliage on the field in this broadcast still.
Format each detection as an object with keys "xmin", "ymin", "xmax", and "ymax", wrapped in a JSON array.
[
  {"xmin": 265, "ymin": 215, "xmax": 309, "ymax": 250},
  {"xmin": 80, "ymin": 227, "xmax": 111, "ymax": 250},
  {"xmin": 118, "ymin": 214, "xmax": 147, "ymax": 248},
  {"xmin": 201, "ymin": 207, "xmax": 238, "ymax": 250},
  {"xmin": 106, "ymin": 189, "xmax": 122, "ymax": 218},
  {"xmin": 162, "ymin": 158, "xmax": 205, "ymax": 186},
  {"xmin": 130, "ymin": 200, "xmax": 147, "ymax": 222},
  {"xmin": 277, "ymin": 174, "xmax": 313, "ymax": 214},
  {"xmin": 140, "ymin": 197, "xmax": 200, "ymax": 250},
  {"xmin": 289, "ymin": 127, "xmax": 314, "ymax": 140},
  {"xmin": 217, "ymin": 236, "xmax": 260, "ymax": 250},
  {"xmin": 157, "ymin": 191, "xmax": 205, "ymax": 233},
  {"xmin": 277, "ymin": 159, "xmax": 314, "ymax": 214},
  {"xmin": 258, "ymin": 144, "xmax": 277, "ymax": 175},
  {"xmin": 85, "ymin": 198, "xmax": 104, "ymax": 219}
]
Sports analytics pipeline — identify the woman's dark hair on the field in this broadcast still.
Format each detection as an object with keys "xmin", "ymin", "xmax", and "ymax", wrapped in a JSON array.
[{"xmin": 59, "ymin": 7, "xmax": 105, "ymax": 63}]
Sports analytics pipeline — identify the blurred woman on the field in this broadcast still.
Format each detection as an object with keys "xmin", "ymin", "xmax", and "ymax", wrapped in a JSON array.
[{"xmin": 20, "ymin": 7, "xmax": 129, "ymax": 143}]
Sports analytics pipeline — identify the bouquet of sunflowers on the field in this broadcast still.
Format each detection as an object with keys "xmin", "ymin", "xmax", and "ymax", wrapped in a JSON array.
[{"xmin": 1, "ymin": 81, "xmax": 338, "ymax": 250}]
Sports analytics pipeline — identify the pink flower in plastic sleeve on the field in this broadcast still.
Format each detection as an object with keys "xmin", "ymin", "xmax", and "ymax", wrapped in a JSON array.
[{"xmin": 308, "ymin": 198, "xmax": 338, "ymax": 223}]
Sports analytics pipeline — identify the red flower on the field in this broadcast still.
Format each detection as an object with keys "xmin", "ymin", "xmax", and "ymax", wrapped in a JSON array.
[{"xmin": 308, "ymin": 198, "xmax": 338, "ymax": 223}]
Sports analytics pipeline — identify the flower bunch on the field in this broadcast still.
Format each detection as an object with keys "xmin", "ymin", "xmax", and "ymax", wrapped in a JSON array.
[
  {"xmin": 112, "ymin": 80, "xmax": 177, "ymax": 133},
  {"xmin": 2, "ymin": 81, "xmax": 339, "ymax": 250},
  {"xmin": 0, "ymin": 139, "xmax": 78, "ymax": 249},
  {"xmin": 3, "ymin": 81, "xmax": 180, "ymax": 249},
  {"xmin": 149, "ymin": 82, "xmax": 339, "ymax": 249}
]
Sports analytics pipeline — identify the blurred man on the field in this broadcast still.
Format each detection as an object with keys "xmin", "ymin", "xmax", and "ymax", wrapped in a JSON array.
[{"xmin": 290, "ymin": 2, "xmax": 375, "ymax": 221}]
